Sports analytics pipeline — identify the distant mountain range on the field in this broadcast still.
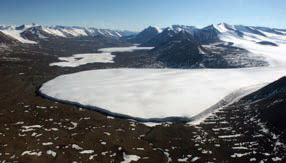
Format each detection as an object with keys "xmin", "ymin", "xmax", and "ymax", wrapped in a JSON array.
[
  {"xmin": 1, "ymin": 22, "xmax": 286, "ymax": 68},
  {"xmin": 0, "ymin": 23, "xmax": 137, "ymax": 44},
  {"xmin": 123, "ymin": 23, "xmax": 285, "ymax": 45},
  {"xmin": 134, "ymin": 23, "xmax": 286, "ymax": 68}
]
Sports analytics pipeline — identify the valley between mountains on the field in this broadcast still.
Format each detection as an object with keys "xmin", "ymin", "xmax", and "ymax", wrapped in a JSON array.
[{"xmin": 1, "ymin": 23, "xmax": 286, "ymax": 162}]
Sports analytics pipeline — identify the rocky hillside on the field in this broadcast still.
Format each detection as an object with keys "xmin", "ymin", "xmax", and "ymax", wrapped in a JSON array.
[{"xmin": 240, "ymin": 76, "xmax": 286, "ymax": 131}]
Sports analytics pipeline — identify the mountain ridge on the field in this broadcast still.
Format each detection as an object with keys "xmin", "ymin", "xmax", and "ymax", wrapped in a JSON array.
[{"xmin": 1, "ymin": 22, "xmax": 285, "ymax": 44}]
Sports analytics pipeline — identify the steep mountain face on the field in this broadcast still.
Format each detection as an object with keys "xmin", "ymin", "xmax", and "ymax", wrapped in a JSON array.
[
  {"xmin": 0, "ymin": 24, "xmax": 37, "ymax": 44},
  {"xmin": 0, "ymin": 31, "xmax": 19, "ymax": 44},
  {"xmin": 157, "ymin": 40, "xmax": 202, "ymax": 68},
  {"xmin": 192, "ymin": 25, "xmax": 219, "ymax": 43},
  {"xmin": 150, "ymin": 31, "xmax": 202, "ymax": 67},
  {"xmin": 121, "ymin": 26, "xmax": 162, "ymax": 44},
  {"xmin": 141, "ymin": 24, "xmax": 221, "ymax": 47},
  {"xmin": 141, "ymin": 25, "xmax": 197, "ymax": 46},
  {"xmin": 239, "ymin": 76, "xmax": 286, "ymax": 130},
  {"xmin": 20, "ymin": 26, "xmax": 50, "ymax": 41}
]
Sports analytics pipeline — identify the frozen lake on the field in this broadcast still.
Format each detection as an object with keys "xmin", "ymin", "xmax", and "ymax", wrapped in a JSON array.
[
  {"xmin": 39, "ymin": 67, "xmax": 286, "ymax": 121},
  {"xmin": 50, "ymin": 46, "xmax": 154, "ymax": 67}
]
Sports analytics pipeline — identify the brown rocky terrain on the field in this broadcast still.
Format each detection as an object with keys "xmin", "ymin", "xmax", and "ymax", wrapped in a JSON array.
[{"xmin": 0, "ymin": 39, "xmax": 285, "ymax": 162}]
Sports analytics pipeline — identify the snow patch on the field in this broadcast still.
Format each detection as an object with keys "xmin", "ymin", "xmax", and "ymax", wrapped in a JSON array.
[
  {"xmin": 121, "ymin": 152, "xmax": 141, "ymax": 163},
  {"xmin": 46, "ymin": 150, "xmax": 57, "ymax": 157},
  {"xmin": 21, "ymin": 125, "xmax": 42, "ymax": 132},
  {"xmin": 21, "ymin": 151, "xmax": 42, "ymax": 156},
  {"xmin": 80, "ymin": 150, "xmax": 94, "ymax": 154},
  {"xmin": 42, "ymin": 142, "xmax": 53, "ymax": 146},
  {"xmin": 72, "ymin": 144, "xmax": 83, "ymax": 150},
  {"xmin": 218, "ymin": 134, "xmax": 242, "ymax": 138}
]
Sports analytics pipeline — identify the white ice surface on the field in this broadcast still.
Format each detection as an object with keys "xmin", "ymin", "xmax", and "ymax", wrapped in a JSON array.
[
  {"xmin": 50, "ymin": 46, "xmax": 154, "ymax": 67},
  {"xmin": 40, "ymin": 67, "xmax": 286, "ymax": 120},
  {"xmin": 49, "ymin": 53, "xmax": 115, "ymax": 67}
]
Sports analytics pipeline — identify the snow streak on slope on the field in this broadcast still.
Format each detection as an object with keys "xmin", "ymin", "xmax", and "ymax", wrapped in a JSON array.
[
  {"xmin": 153, "ymin": 26, "xmax": 163, "ymax": 33},
  {"xmin": 40, "ymin": 67, "xmax": 286, "ymax": 121},
  {"xmin": 98, "ymin": 46, "xmax": 154, "ymax": 53},
  {"xmin": 41, "ymin": 26, "xmax": 89, "ymax": 37},
  {"xmin": 41, "ymin": 28, "xmax": 67, "ymax": 37},
  {"xmin": 50, "ymin": 46, "xmax": 154, "ymax": 67}
]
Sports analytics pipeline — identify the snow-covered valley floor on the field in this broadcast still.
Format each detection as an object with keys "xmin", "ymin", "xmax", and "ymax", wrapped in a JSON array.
[
  {"xmin": 39, "ymin": 66, "xmax": 286, "ymax": 121},
  {"xmin": 42, "ymin": 32, "xmax": 286, "ymax": 122}
]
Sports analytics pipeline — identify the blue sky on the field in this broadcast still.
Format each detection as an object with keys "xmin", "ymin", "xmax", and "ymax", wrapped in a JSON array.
[{"xmin": 0, "ymin": 0, "xmax": 285, "ymax": 31}]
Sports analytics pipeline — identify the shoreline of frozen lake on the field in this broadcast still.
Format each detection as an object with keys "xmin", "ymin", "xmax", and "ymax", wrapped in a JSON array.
[{"xmin": 39, "ymin": 67, "xmax": 286, "ymax": 122}]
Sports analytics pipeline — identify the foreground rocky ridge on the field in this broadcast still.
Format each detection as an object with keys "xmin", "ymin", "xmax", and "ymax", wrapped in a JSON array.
[{"xmin": 240, "ymin": 77, "xmax": 286, "ymax": 132}]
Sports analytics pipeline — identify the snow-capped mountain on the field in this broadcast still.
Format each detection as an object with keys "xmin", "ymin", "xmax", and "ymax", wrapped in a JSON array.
[
  {"xmin": 1, "ymin": 22, "xmax": 286, "ymax": 68},
  {"xmin": 0, "ymin": 31, "xmax": 19, "ymax": 44},
  {"xmin": 136, "ymin": 23, "xmax": 286, "ymax": 68},
  {"xmin": 141, "ymin": 25, "xmax": 197, "ymax": 46},
  {"xmin": 121, "ymin": 26, "xmax": 162, "ymax": 44},
  {"xmin": 0, "ymin": 24, "xmax": 136, "ymax": 44},
  {"xmin": 142, "ymin": 23, "xmax": 286, "ymax": 46},
  {"xmin": 0, "ymin": 24, "xmax": 38, "ymax": 44}
]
